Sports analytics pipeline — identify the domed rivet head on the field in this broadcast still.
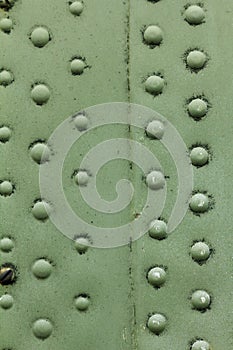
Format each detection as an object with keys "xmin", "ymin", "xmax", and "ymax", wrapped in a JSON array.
[
  {"xmin": 189, "ymin": 193, "xmax": 209, "ymax": 213},
  {"xmin": 75, "ymin": 295, "xmax": 90, "ymax": 311},
  {"xmin": 191, "ymin": 290, "xmax": 211, "ymax": 310},
  {"xmin": 0, "ymin": 181, "xmax": 14, "ymax": 196},
  {"xmin": 0, "ymin": 237, "xmax": 14, "ymax": 252},
  {"xmin": 69, "ymin": 1, "xmax": 84, "ymax": 16},
  {"xmin": 184, "ymin": 5, "xmax": 205, "ymax": 25},
  {"xmin": 75, "ymin": 171, "xmax": 89, "ymax": 186},
  {"xmin": 188, "ymin": 98, "xmax": 208, "ymax": 120},
  {"xmin": 145, "ymin": 75, "xmax": 164, "ymax": 95},
  {"xmin": 71, "ymin": 58, "xmax": 85, "ymax": 75},
  {"xmin": 191, "ymin": 340, "xmax": 210, "ymax": 350},
  {"xmin": 187, "ymin": 50, "xmax": 207, "ymax": 70},
  {"xmin": 31, "ymin": 84, "xmax": 50, "ymax": 105},
  {"xmin": 190, "ymin": 147, "xmax": 209, "ymax": 167},
  {"xmin": 32, "ymin": 200, "xmax": 51, "ymax": 220},
  {"xmin": 0, "ymin": 294, "xmax": 14, "ymax": 309},
  {"xmin": 146, "ymin": 120, "xmax": 164, "ymax": 139},
  {"xmin": 32, "ymin": 319, "xmax": 53, "ymax": 339},
  {"xmin": 30, "ymin": 142, "xmax": 50, "ymax": 164},
  {"xmin": 74, "ymin": 114, "xmax": 88, "ymax": 131},
  {"xmin": 191, "ymin": 242, "xmax": 211, "ymax": 262},
  {"xmin": 32, "ymin": 259, "xmax": 52, "ymax": 279},
  {"xmin": 0, "ymin": 266, "xmax": 15, "ymax": 285},
  {"xmin": 0, "ymin": 18, "xmax": 13, "ymax": 33},
  {"xmin": 147, "ymin": 314, "xmax": 167, "ymax": 334},
  {"xmin": 147, "ymin": 267, "xmax": 166, "ymax": 287},
  {"xmin": 74, "ymin": 236, "xmax": 89, "ymax": 254},
  {"xmin": 146, "ymin": 171, "xmax": 165, "ymax": 190},
  {"xmin": 0, "ymin": 70, "xmax": 14, "ymax": 86},
  {"xmin": 149, "ymin": 220, "xmax": 167, "ymax": 240},
  {"xmin": 0, "ymin": 126, "xmax": 12, "ymax": 143},
  {"xmin": 143, "ymin": 25, "xmax": 163, "ymax": 46},
  {"xmin": 30, "ymin": 27, "xmax": 50, "ymax": 48}
]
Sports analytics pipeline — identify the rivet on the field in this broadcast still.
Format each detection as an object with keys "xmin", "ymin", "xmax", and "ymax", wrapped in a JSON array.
[
  {"xmin": 191, "ymin": 340, "xmax": 210, "ymax": 350},
  {"xmin": 70, "ymin": 58, "xmax": 85, "ymax": 75},
  {"xmin": 191, "ymin": 290, "xmax": 211, "ymax": 310},
  {"xmin": 147, "ymin": 313, "xmax": 167, "ymax": 334},
  {"xmin": 146, "ymin": 171, "xmax": 165, "ymax": 190},
  {"xmin": 30, "ymin": 142, "xmax": 50, "ymax": 164},
  {"xmin": 74, "ymin": 236, "xmax": 89, "ymax": 254},
  {"xmin": 32, "ymin": 200, "xmax": 51, "ymax": 220},
  {"xmin": 147, "ymin": 267, "xmax": 166, "ymax": 287},
  {"xmin": 31, "ymin": 84, "xmax": 50, "ymax": 105},
  {"xmin": 0, "ymin": 70, "xmax": 14, "ymax": 86},
  {"xmin": 149, "ymin": 219, "xmax": 167, "ymax": 240},
  {"xmin": 69, "ymin": 1, "xmax": 84, "ymax": 16},
  {"xmin": 190, "ymin": 147, "xmax": 209, "ymax": 167},
  {"xmin": 146, "ymin": 120, "xmax": 164, "ymax": 139},
  {"xmin": 184, "ymin": 5, "xmax": 205, "ymax": 25},
  {"xmin": 74, "ymin": 114, "xmax": 88, "ymax": 131},
  {"xmin": 74, "ymin": 171, "xmax": 89, "ymax": 186},
  {"xmin": 32, "ymin": 319, "xmax": 53, "ymax": 339},
  {"xmin": 143, "ymin": 25, "xmax": 163, "ymax": 46},
  {"xmin": 0, "ymin": 237, "xmax": 14, "ymax": 252},
  {"xmin": 188, "ymin": 98, "xmax": 208, "ymax": 120},
  {"xmin": 186, "ymin": 50, "xmax": 207, "ymax": 70},
  {"xmin": 0, "ymin": 18, "xmax": 13, "ymax": 33},
  {"xmin": 189, "ymin": 193, "xmax": 209, "ymax": 213},
  {"xmin": 0, "ymin": 294, "xmax": 14, "ymax": 309},
  {"xmin": 0, "ymin": 181, "xmax": 14, "ymax": 196},
  {"xmin": 75, "ymin": 295, "xmax": 90, "ymax": 311},
  {"xmin": 32, "ymin": 259, "xmax": 52, "ymax": 279},
  {"xmin": 145, "ymin": 75, "xmax": 164, "ymax": 95},
  {"xmin": 0, "ymin": 126, "xmax": 11, "ymax": 143},
  {"xmin": 191, "ymin": 241, "xmax": 211, "ymax": 262},
  {"xmin": 30, "ymin": 27, "xmax": 50, "ymax": 48}
]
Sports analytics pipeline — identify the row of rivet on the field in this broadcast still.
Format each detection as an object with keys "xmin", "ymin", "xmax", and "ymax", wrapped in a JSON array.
[
  {"xmin": 143, "ymin": 4, "xmax": 209, "ymax": 124},
  {"xmin": 0, "ymin": 7, "xmax": 89, "ymax": 334},
  {"xmin": 186, "ymin": 4, "xmax": 212, "ymax": 349},
  {"xmin": 145, "ymin": 2, "xmax": 211, "ymax": 349}
]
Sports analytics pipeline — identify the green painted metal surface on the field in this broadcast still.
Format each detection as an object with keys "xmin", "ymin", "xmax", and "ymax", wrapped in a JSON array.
[{"xmin": 0, "ymin": 1, "xmax": 232, "ymax": 349}]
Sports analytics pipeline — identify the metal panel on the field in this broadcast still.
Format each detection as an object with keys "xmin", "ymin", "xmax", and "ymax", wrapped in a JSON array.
[{"xmin": 0, "ymin": 1, "xmax": 232, "ymax": 349}]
